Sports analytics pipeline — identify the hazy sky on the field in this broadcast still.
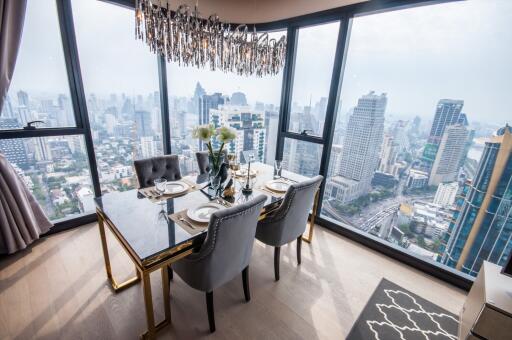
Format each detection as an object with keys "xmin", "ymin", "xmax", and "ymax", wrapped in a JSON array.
[{"xmin": 8, "ymin": 0, "xmax": 512, "ymax": 126}]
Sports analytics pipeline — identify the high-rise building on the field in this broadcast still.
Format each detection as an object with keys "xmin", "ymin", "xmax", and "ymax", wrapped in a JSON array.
[
  {"xmin": 0, "ymin": 118, "xmax": 29, "ymax": 168},
  {"xmin": 209, "ymin": 105, "xmax": 266, "ymax": 162},
  {"xmin": 134, "ymin": 110, "xmax": 153, "ymax": 138},
  {"xmin": 379, "ymin": 134, "xmax": 399, "ymax": 174},
  {"xmin": 17, "ymin": 90, "xmax": 29, "ymax": 107},
  {"xmin": 140, "ymin": 136, "xmax": 158, "ymax": 159},
  {"xmin": 391, "ymin": 120, "xmax": 409, "ymax": 152},
  {"xmin": 433, "ymin": 182, "xmax": 459, "ymax": 208},
  {"xmin": 329, "ymin": 92, "xmax": 386, "ymax": 202},
  {"xmin": 198, "ymin": 93, "xmax": 224, "ymax": 125},
  {"xmin": 264, "ymin": 110, "xmax": 279, "ymax": 163},
  {"xmin": 428, "ymin": 124, "xmax": 469, "ymax": 186},
  {"xmin": 441, "ymin": 125, "xmax": 512, "ymax": 276},
  {"xmin": 422, "ymin": 99, "xmax": 465, "ymax": 168},
  {"xmin": 230, "ymin": 92, "xmax": 248, "ymax": 106},
  {"xmin": 328, "ymin": 144, "xmax": 343, "ymax": 177},
  {"xmin": 1, "ymin": 95, "xmax": 14, "ymax": 118}
]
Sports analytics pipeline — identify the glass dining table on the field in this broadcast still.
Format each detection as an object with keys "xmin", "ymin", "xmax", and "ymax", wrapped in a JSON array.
[{"xmin": 94, "ymin": 162, "xmax": 319, "ymax": 339}]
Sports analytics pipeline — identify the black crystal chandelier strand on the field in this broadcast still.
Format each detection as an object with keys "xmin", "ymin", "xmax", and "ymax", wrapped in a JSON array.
[{"xmin": 135, "ymin": 0, "xmax": 287, "ymax": 77}]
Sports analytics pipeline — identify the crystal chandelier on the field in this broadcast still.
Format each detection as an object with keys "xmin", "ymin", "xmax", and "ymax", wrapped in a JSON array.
[{"xmin": 135, "ymin": 0, "xmax": 287, "ymax": 77}]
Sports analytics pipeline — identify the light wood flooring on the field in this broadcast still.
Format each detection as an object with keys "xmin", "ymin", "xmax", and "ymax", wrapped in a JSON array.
[{"xmin": 0, "ymin": 223, "xmax": 466, "ymax": 339}]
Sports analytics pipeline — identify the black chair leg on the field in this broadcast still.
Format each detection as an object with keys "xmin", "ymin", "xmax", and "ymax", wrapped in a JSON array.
[
  {"xmin": 206, "ymin": 291, "xmax": 215, "ymax": 333},
  {"xmin": 167, "ymin": 265, "xmax": 173, "ymax": 281},
  {"xmin": 274, "ymin": 246, "xmax": 281, "ymax": 281},
  {"xmin": 242, "ymin": 266, "xmax": 250, "ymax": 302},
  {"xmin": 297, "ymin": 236, "xmax": 302, "ymax": 265}
]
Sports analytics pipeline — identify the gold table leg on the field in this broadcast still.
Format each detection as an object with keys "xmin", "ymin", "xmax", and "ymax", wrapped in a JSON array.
[
  {"xmin": 302, "ymin": 189, "xmax": 320, "ymax": 243},
  {"xmin": 140, "ymin": 268, "xmax": 172, "ymax": 339},
  {"xmin": 98, "ymin": 214, "xmax": 140, "ymax": 292}
]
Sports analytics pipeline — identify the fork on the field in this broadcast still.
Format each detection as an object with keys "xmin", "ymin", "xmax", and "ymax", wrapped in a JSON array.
[{"xmin": 178, "ymin": 216, "xmax": 196, "ymax": 229}]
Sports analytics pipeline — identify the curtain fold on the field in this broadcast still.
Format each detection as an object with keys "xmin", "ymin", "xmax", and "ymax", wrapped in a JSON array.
[
  {"xmin": 0, "ymin": 153, "xmax": 52, "ymax": 254},
  {"xmin": 0, "ymin": 0, "xmax": 27, "ymax": 113}
]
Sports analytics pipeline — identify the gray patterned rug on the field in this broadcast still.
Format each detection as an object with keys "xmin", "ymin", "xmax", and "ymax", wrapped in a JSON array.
[{"xmin": 346, "ymin": 279, "xmax": 459, "ymax": 340}]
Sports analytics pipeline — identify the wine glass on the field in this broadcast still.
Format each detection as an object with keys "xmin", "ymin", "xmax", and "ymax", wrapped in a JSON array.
[
  {"xmin": 154, "ymin": 178, "xmax": 167, "ymax": 204},
  {"xmin": 274, "ymin": 160, "xmax": 282, "ymax": 179}
]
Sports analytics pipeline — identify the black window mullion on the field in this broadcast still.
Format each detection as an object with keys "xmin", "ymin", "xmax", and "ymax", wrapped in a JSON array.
[
  {"xmin": 57, "ymin": 0, "xmax": 101, "ymax": 197},
  {"xmin": 158, "ymin": 55, "xmax": 172, "ymax": 155},
  {"xmin": 276, "ymin": 26, "xmax": 298, "ymax": 160},
  {"xmin": 316, "ymin": 16, "xmax": 353, "ymax": 213}
]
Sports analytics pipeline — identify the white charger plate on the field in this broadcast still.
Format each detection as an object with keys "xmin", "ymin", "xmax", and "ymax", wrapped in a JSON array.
[
  {"xmin": 164, "ymin": 181, "xmax": 189, "ymax": 195},
  {"xmin": 265, "ymin": 179, "xmax": 290, "ymax": 193},
  {"xmin": 187, "ymin": 203, "xmax": 224, "ymax": 223}
]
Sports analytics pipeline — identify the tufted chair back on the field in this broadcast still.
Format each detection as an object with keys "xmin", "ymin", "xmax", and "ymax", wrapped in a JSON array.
[{"xmin": 133, "ymin": 155, "xmax": 182, "ymax": 188}]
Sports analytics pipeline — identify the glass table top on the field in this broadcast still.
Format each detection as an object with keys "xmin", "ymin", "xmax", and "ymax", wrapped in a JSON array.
[{"xmin": 94, "ymin": 162, "xmax": 308, "ymax": 264}]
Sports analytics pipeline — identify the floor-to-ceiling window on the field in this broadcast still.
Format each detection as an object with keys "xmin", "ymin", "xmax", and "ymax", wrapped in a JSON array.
[
  {"xmin": 281, "ymin": 21, "xmax": 340, "ymax": 178},
  {"xmin": 0, "ymin": 0, "xmax": 94, "ymax": 221},
  {"xmin": 165, "ymin": 31, "xmax": 286, "ymax": 175},
  {"xmin": 320, "ymin": 0, "xmax": 512, "ymax": 277},
  {"xmin": 72, "ymin": 0, "xmax": 163, "ymax": 193}
]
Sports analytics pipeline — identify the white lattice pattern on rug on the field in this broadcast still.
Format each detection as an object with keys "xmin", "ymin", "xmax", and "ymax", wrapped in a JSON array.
[{"xmin": 366, "ymin": 289, "xmax": 458, "ymax": 340}]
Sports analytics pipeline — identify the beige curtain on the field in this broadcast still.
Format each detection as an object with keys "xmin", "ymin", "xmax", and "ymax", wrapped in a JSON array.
[
  {"xmin": 0, "ymin": 0, "xmax": 27, "ymax": 112},
  {"xmin": 0, "ymin": 153, "xmax": 52, "ymax": 254}
]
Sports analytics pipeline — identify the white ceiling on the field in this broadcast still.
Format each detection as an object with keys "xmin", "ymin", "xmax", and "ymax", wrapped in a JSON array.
[{"xmin": 164, "ymin": 0, "xmax": 368, "ymax": 24}]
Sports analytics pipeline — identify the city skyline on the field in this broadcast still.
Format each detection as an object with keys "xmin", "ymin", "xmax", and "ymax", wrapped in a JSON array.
[{"xmin": 7, "ymin": 0, "xmax": 512, "ymax": 126}]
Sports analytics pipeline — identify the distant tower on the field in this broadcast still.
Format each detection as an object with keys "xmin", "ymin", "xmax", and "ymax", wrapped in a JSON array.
[
  {"xmin": 134, "ymin": 110, "xmax": 153, "ymax": 138},
  {"xmin": 199, "ymin": 93, "xmax": 224, "ymax": 125},
  {"xmin": 422, "ymin": 99, "xmax": 465, "ymax": 168},
  {"xmin": 441, "ymin": 125, "xmax": 512, "ymax": 276},
  {"xmin": 17, "ymin": 90, "xmax": 29, "ymax": 107},
  {"xmin": 325, "ymin": 92, "xmax": 386, "ymax": 203},
  {"xmin": 230, "ymin": 92, "xmax": 248, "ymax": 106},
  {"xmin": 428, "ymin": 124, "xmax": 469, "ymax": 186},
  {"xmin": 339, "ymin": 91, "xmax": 386, "ymax": 184}
]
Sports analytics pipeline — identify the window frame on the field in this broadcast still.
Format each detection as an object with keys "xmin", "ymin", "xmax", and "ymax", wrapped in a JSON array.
[{"xmin": 0, "ymin": 0, "xmax": 474, "ymax": 290}]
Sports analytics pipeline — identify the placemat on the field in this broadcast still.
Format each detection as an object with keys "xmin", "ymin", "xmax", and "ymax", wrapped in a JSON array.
[
  {"xmin": 139, "ymin": 178, "xmax": 201, "ymax": 203},
  {"xmin": 256, "ymin": 184, "xmax": 287, "ymax": 198},
  {"xmin": 168, "ymin": 209, "xmax": 208, "ymax": 235}
]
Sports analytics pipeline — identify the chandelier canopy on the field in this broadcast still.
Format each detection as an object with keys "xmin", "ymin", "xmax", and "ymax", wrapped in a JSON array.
[{"xmin": 135, "ymin": 0, "xmax": 287, "ymax": 77}]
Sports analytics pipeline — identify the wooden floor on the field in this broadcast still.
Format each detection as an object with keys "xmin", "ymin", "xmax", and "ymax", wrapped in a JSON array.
[{"xmin": 0, "ymin": 223, "xmax": 466, "ymax": 339}]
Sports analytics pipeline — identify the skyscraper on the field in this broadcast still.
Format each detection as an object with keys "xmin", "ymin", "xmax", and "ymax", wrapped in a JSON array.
[
  {"xmin": 441, "ymin": 125, "xmax": 512, "ymax": 276},
  {"xmin": 17, "ymin": 90, "xmax": 29, "ymax": 107},
  {"xmin": 0, "ymin": 118, "xmax": 29, "ymax": 168},
  {"xmin": 198, "ymin": 93, "xmax": 224, "ymax": 125},
  {"xmin": 379, "ymin": 134, "xmax": 399, "ymax": 174},
  {"xmin": 325, "ymin": 92, "xmax": 386, "ymax": 203},
  {"xmin": 134, "ymin": 110, "xmax": 153, "ymax": 138},
  {"xmin": 422, "ymin": 99, "xmax": 465, "ymax": 168},
  {"xmin": 428, "ymin": 124, "xmax": 469, "ymax": 186},
  {"xmin": 209, "ymin": 105, "xmax": 266, "ymax": 162}
]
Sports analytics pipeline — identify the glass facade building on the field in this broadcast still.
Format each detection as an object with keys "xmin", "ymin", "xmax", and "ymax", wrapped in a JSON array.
[{"xmin": 441, "ymin": 126, "xmax": 512, "ymax": 276}]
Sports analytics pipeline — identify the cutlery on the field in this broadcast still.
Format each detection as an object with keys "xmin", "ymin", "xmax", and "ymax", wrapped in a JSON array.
[{"xmin": 178, "ymin": 217, "xmax": 196, "ymax": 229}]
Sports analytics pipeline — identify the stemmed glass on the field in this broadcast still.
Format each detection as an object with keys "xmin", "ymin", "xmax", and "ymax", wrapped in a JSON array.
[
  {"xmin": 154, "ymin": 178, "xmax": 167, "ymax": 204},
  {"xmin": 273, "ymin": 159, "xmax": 282, "ymax": 179}
]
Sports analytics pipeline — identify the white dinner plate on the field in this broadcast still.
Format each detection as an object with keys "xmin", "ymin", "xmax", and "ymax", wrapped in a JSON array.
[
  {"xmin": 164, "ymin": 181, "xmax": 189, "ymax": 195},
  {"xmin": 265, "ymin": 179, "xmax": 290, "ymax": 193},
  {"xmin": 187, "ymin": 203, "xmax": 224, "ymax": 223}
]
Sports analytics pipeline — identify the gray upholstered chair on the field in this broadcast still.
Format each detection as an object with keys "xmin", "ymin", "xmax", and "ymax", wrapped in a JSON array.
[
  {"xmin": 133, "ymin": 155, "xmax": 182, "ymax": 189},
  {"xmin": 256, "ymin": 175, "xmax": 323, "ymax": 281},
  {"xmin": 173, "ymin": 195, "xmax": 266, "ymax": 333},
  {"xmin": 195, "ymin": 149, "xmax": 228, "ymax": 175}
]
